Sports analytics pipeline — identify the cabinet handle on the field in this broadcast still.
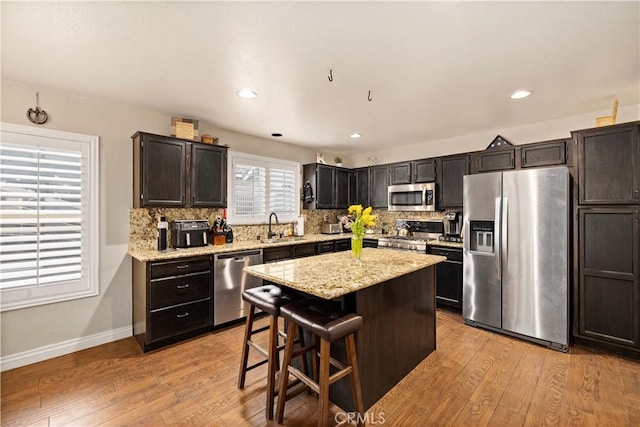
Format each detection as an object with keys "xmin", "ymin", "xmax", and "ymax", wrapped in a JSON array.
[
  {"xmin": 176, "ymin": 264, "xmax": 189, "ymax": 269},
  {"xmin": 635, "ymin": 190, "xmax": 639, "ymax": 201},
  {"xmin": 192, "ymin": 195, "xmax": 195, "ymax": 204},
  {"xmin": 176, "ymin": 312, "xmax": 190, "ymax": 318},
  {"xmin": 176, "ymin": 284, "xmax": 190, "ymax": 289}
]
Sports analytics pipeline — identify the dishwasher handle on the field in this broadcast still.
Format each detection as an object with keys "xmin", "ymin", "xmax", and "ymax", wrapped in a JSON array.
[{"xmin": 215, "ymin": 250, "xmax": 262, "ymax": 260}]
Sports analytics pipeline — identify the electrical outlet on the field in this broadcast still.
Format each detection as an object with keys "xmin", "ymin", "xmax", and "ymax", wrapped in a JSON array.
[{"xmin": 323, "ymin": 214, "xmax": 328, "ymax": 222}]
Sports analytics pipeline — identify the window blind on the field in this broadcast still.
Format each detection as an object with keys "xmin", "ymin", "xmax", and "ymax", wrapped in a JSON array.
[
  {"xmin": 0, "ymin": 123, "xmax": 98, "ymax": 312},
  {"xmin": 0, "ymin": 144, "xmax": 83, "ymax": 289}
]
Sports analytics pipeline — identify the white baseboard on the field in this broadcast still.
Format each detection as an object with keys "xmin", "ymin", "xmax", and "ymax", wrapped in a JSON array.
[{"xmin": 0, "ymin": 326, "xmax": 132, "ymax": 372}]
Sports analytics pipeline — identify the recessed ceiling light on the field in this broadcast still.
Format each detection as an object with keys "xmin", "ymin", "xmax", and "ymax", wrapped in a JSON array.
[
  {"xmin": 510, "ymin": 90, "xmax": 531, "ymax": 100},
  {"xmin": 271, "ymin": 133, "xmax": 282, "ymax": 137},
  {"xmin": 350, "ymin": 133, "xmax": 362, "ymax": 138},
  {"xmin": 237, "ymin": 88, "xmax": 257, "ymax": 99}
]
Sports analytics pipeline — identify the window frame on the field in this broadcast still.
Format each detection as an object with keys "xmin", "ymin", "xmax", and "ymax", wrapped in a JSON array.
[
  {"xmin": 227, "ymin": 151, "xmax": 300, "ymax": 225},
  {"xmin": 0, "ymin": 123, "xmax": 99, "ymax": 312}
]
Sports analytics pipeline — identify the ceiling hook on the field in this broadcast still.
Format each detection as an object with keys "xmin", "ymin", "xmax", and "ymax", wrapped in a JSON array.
[
  {"xmin": 27, "ymin": 92, "xmax": 48, "ymax": 125},
  {"xmin": 328, "ymin": 69, "xmax": 333, "ymax": 82},
  {"xmin": 368, "ymin": 90, "xmax": 373, "ymax": 102}
]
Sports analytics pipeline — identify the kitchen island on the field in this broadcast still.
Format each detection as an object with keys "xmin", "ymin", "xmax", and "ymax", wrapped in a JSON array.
[{"xmin": 244, "ymin": 248, "xmax": 445, "ymax": 411}]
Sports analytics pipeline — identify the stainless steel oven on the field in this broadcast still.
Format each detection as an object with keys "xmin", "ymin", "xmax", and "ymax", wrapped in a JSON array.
[{"xmin": 388, "ymin": 183, "xmax": 436, "ymax": 212}]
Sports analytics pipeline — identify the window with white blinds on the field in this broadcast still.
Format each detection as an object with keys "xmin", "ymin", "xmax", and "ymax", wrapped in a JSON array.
[
  {"xmin": 228, "ymin": 152, "xmax": 300, "ymax": 224},
  {"xmin": 0, "ymin": 123, "xmax": 99, "ymax": 311}
]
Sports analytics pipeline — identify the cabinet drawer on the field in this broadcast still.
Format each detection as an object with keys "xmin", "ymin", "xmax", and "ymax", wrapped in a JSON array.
[
  {"xmin": 150, "ymin": 271, "xmax": 211, "ymax": 310},
  {"xmin": 264, "ymin": 246, "xmax": 294, "ymax": 262},
  {"xmin": 430, "ymin": 246, "xmax": 463, "ymax": 262},
  {"xmin": 316, "ymin": 241, "xmax": 336, "ymax": 254},
  {"xmin": 335, "ymin": 239, "xmax": 351, "ymax": 251},
  {"xmin": 293, "ymin": 243, "xmax": 316, "ymax": 258},
  {"xmin": 150, "ymin": 257, "xmax": 211, "ymax": 279},
  {"xmin": 149, "ymin": 299, "xmax": 211, "ymax": 342}
]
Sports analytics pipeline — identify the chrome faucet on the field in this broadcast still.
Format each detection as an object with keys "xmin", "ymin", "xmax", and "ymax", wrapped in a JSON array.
[{"xmin": 268, "ymin": 212, "xmax": 279, "ymax": 239}]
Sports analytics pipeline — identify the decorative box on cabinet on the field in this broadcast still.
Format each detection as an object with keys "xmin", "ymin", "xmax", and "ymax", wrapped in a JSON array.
[
  {"xmin": 132, "ymin": 132, "xmax": 227, "ymax": 208},
  {"xmin": 132, "ymin": 255, "xmax": 213, "ymax": 352}
]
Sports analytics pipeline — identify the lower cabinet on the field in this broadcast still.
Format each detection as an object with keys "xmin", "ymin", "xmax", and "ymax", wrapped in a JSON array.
[
  {"xmin": 133, "ymin": 255, "xmax": 213, "ymax": 352},
  {"xmin": 429, "ymin": 246, "xmax": 463, "ymax": 311},
  {"xmin": 575, "ymin": 207, "xmax": 640, "ymax": 355}
]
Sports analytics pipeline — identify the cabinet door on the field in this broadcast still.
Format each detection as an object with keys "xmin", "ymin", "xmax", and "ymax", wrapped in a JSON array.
[
  {"xmin": 315, "ymin": 165, "xmax": 335, "ymax": 208},
  {"xmin": 578, "ymin": 207, "xmax": 639, "ymax": 347},
  {"xmin": 190, "ymin": 143, "xmax": 227, "ymax": 207},
  {"xmin": 389, "ymin": 162, "xmax": 412, "ymax": 185},
  {"xmin": 335, "ymin": 168, "xmax": 350, "ymax": 208},
  {"xmin": 438, "ymin": 155, "xmax": 469, "ymax": 209},
  {"xmin": 521, "ymin": 140, "xmax": 567, "ymax": 168},
  {"xmin": 350, "ymin": 168, "xmax": 370, "ymax": 206},
  {"xmin": 475, "ymin": 149, "xmax": 515, "ymax": 173},
  {"xmin": 413, "ymin": 159, "xmax": 436, "ymax": 183},
  {"xmin": 370, "ymin": 165, "xmax": 389, "ymax": 208},
  {"xmin": 141, "ymin": 135, "xmax": 185, "ymax": 206},
  {"xmin": 577, "ymin": 124, "xmax": 639, "ymax": 204}
]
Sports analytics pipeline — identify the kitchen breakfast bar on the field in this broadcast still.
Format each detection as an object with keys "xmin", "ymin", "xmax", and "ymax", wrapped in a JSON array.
[{"xmin": 244, "ymin": 248, "xmax": 446, "ymax": 411}]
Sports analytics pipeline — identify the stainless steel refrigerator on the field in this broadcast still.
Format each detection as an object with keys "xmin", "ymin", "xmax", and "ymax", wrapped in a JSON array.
[{"xmin": 462, "ymin": 166, "xmax": 569, "ymax": 351}]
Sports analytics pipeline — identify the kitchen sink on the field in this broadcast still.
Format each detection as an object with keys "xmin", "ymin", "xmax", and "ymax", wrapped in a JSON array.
[{"xmin": 260, "ymin": 236, "xmax": 306, "ymax": 244}]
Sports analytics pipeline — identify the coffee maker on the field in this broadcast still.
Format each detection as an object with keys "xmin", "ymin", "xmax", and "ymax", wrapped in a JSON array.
[{"xmin": 442, "ymin": 211, "xmax": 463, "ymax": 242}]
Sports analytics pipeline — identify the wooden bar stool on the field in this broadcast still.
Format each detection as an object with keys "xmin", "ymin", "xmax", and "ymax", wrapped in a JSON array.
[
  {"xmin": 276, "ymin": 298, "xmax": 364, "ymax": 427},
  {"xmin": 238, "ymin": 284, "xmax": 307, "ymax": 420}
]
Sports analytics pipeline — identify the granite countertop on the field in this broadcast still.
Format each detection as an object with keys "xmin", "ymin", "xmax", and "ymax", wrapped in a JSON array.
[
  {"xmin": 243, "ymin": 248, "xmax": 446, "ymax": 299},
  {"xmin": 128, "ymin": 233, "xmax": 388, "ymax": 262},
  {"xmin": 427, "ymin": 239, "xmax": 464, "ymax": 249}
]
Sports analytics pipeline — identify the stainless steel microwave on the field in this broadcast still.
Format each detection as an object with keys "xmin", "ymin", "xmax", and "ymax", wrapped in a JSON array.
[{"xmin": 388, "ymin": 183, "xmax": 436, "ymax": 212}]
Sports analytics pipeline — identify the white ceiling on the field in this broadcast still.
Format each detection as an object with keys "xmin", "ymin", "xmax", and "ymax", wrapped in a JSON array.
[{"xmin": 2, "ymin": 1, "xmax": 639, "ymax": 154}]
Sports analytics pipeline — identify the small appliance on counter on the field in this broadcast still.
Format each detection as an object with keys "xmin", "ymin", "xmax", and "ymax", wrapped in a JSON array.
[
  {"xmin": 294, "ymin": 215, "xmax": 304, "ymax": 236},
  {"xmin": 171, "ymin": 220, "xmax": 209, "ymax": 248},
  {"xmin": 321, "ymin": 223, "xmax": 342, "ymax": 234},
  {"xmin": 442, "ymin": 210, "xmax": 463, "ymax": 242}
]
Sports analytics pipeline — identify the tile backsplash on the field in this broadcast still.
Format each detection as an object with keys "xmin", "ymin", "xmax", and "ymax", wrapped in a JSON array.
[{"xmin": 129, "ymin": 207, "xmax": 445, "ymax": 251}]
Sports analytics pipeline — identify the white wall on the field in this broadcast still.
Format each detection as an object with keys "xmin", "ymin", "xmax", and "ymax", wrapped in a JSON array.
[
  {"xmin": 347, "ymin": 104, "xmax": 640, "ymax": 167},
  {"xmin": 0, "ymin": 80, "xmax": 321, "ymax": 368}
]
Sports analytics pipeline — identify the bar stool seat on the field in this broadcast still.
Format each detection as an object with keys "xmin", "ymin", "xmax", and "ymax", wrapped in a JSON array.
[
  {"xmin": 276, "ymin": 298, "xmax": 364, "ymax": 427},
  {"xmin": 238, "ymin": 284, "xmax": 306, "ymax": 420}
]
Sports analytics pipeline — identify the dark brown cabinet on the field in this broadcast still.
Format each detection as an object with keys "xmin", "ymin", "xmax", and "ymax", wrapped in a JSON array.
[
  {"xmin": 349, "ymin": 167, "xmax": 370, "ymax": 206},
  {"xmin": 429, "ymin": 246, "xmax": 463, "ymax": 311},
  {"xmin": 437, "ymin": 155, "xmax": 469, "ymax": 209},
  {"xmin": 577, "ymin": 207, "xmax": 639, "ymax": 350},
  {"xmin": 575, "ymin": 124, "xmax": 640, "ymax": 205},
  {"xmin": 303, "ymin": 164, "xmax": 350, "ymax": 209},
  {"xmin": 132, "ymin": 132, "xmax": 227, "ymax": 208},
  {"xmin": 573, "ymin": 121, "xmax": 640, "ymax": 358},
  {"xmin": 474, "ymin": 149, "xmax": 515, "ymax": 173},
  {"xmin": 132, "ymin": 255, "xmax": 213, "ymax": 352},
  {"xmin": 370, "ymin": 165, "xmax": 389, "ymax": 208},
  {"xmin": 389, "ymin": 162, "xmax": 412, "ymax": 185},
  {"xmin": 390, "ymin": 159, "xmax": 436, "ymax": 184},
  {"xmin": 521, "ymin": 139, "xmax": 567, "ymax": 168},
  {"xmin": 413, "ymin": 159, "xmax": 436, "ymax": 183}
]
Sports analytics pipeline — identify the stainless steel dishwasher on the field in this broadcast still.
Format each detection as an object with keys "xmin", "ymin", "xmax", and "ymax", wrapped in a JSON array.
[{"xmin": 213, "ymin": 249, "xmax": 263, "ymax": 325}]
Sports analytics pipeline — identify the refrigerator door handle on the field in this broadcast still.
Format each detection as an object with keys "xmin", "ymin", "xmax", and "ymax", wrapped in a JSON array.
[
  {"xmin": 502, "ymin": 197, "xmax": 508, "ymax": 264},
  {"xmin": 494, "ymin": 197, "xmax": 501, "ymax": 256}
]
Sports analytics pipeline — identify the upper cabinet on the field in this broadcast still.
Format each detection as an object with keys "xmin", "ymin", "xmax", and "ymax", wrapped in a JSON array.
[
  {"xmin": 575, "ymin": 123, "xmax": 639, "ymax": 205},
  {"xmin": 303, "ymin": 163, "xmax": 350, "ymax": 209},
  {"xmin": 132, "ymin": 132, "xmax": 228, "ymax": 208},
  {"xmin": 521, "ymin": 139, "xmax": 568, "ymax": 168},
  {"xmin": 473, "ymin": 149, "xmax": 515, "ymax": 173},
  {"xmin": 370, "ymin": 165, "xmax": 389, "ymax": 208},
  {"xmin": 437, "ymin": 155, "xmax": 469, "ymax": 209},
  {"xmin": 349, "ymin": 167, "xmax": 370, "ymax": 207},
  {"xmin": 389, "ymin": 159, "xmax": 436, "ymax": 185}
]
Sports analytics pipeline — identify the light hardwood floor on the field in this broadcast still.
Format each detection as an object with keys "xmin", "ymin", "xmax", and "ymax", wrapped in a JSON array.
[{"xmin": 2, "ymin": 310, "xmax": 640, "ymax": 426}]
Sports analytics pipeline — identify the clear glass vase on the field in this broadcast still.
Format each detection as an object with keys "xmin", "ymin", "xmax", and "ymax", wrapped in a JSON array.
[{"xmin": 351, "ymin": 234, "xmax": 363, "ymax": 264}]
